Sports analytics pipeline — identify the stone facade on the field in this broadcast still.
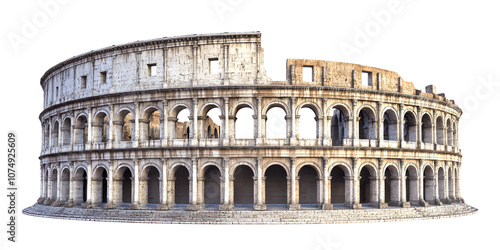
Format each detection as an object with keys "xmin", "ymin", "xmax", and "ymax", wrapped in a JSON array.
[{"xmin": 26, "ymin": 32, "xmax": 475, "ymax": 223}]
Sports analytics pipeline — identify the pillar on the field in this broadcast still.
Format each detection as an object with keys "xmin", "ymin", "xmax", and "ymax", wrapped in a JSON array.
[
  {"xmin": 352, "ymin": 157, "xmax": 362, "ymax": 209},
  {"xmin": 322, "ymin": 157, "xmax": 333, "ymax": 210},
  {"xmin": 129, "ymin": 160, "xmax": 140, "ymax": 209},
  {"xmin": 133, "ymin": 102, "xmax": 140, "ymax": 147},
  {"xmin": 220, "ymin": 157, "xmax": 234, "ymax": 210},
  {"xmin": 83, "ymin": 161, "xmax": 93, "ymax": 208},
  {"xmin": 157, "ymin": 159, "xmax": 169, "ymax": 210},
  {"xmin": 254, "ymin": 157, "xmax": 266, "ymax": 210},
  {"xmin": 187, "ymin": 157, "xmax": 202, "ymax": 210},
  {"xmin": 288, "ymin": 157, "xmax": 300, "ymax": 210},
  {"xmin": 378, "ymin": 159, "xmax": 388, "ymax": 208},
  {"xmin": 104, "ymin": 160, "xmax": 116, "ymax": 209}
]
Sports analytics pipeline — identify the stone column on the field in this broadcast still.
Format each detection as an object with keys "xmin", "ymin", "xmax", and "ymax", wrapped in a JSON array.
[
  {"xmin": 157, "ymin": 159, "xmax": 169, "ymax": 210},
  {"xmin": 352, "ymin": 157, "xmax": 362, "ymax": 209},
  {"xmin": 254, "ymin": 157, "xmax": 266, "ymax": 210},
  {"xmin": 133, "ymin": 102, "xmax": 140, "ymax": 147},
  {"xmin": 288, "ymin": 157, "xmax": 300, "ymax": 210},
  {"xmin": 399, "ymin": 104, "xmax": 404, "ymax": 147},
  {"xmin": 418, "ymin": 159, "xmax": 429, "ymax": 207},
  {"xmin": 129, "ymin": 160, "xmax": 140, "ymax": 209},
  {"xmin": 83, "ymin": 161, "xmax": 93, "ymax": 208},
  {"xmin": 322, "ymin": 98, "xmax": 331, "ymax": 146},
  {"xmin": 86, "ymin": 109, "xmax": 93, "ymax": 149},
  {"xmin": 456, "ymin": 162, "xmax": 463, "ymax": 202},
  {"xmin": 65, "ymin": 163, "xmax": 75, "ymax": 207},
  {"xmin": 289, "ymin": 97, "xmax": 297, "ymax": 145},
  {"xmin": 108, "ymin": 105, "xmax": 114, "ymax": 148},
  {"xmin": 104, "ymin": 160, "xmax": 115, "ymax": 209},
  {"xmin": 190, "ymin": 98, "xmax": 199, "ymax": 146},
  {"xmin": 416, "ymin": 106, "xmax": 422, "ymax": 148},
  {"xmin": 223, "ymin": 97, "xmax": 230, "ymax": 145},
  {"xmin": 434, "ymin": 161, "xmax": 443, "ymax": 205},
  {"xmin": 400, "ymin": 158, "xmax": 411, "ymax": 208},
  {"xmin": 53, "ymin": 164, "xmax": 63, "ymax": 207},
  {"xmin": 187, "ymin": 157, "xmax": 202, "ymax": 210},
  {"xmin": 352, "ymin": 99, "xmax": 358, "ymax": 146},
  {"xmin": 161, "ymin": 100, "xmax": 168, "ymax": 146},
  {"xmin": 220, "ymin": 157, "xmax": 234, "ymax": 210},
  {"xmin": 378, "ymin": 159, "xmax": 388, "ymax": 208},
  {"xmin": 37, "ymin": 165, "xmax": 45, "ymax": 204},
  {"xmin": 322, "ymin": 157, "xmax": 333, "ymax": 210}
]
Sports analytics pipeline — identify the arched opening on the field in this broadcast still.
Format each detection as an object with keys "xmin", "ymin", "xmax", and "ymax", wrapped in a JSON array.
[
  {"xmin": 265, "ymin": 107, "xmax": 287, "ymax": 139},
  {"xmin": 175, "ymin": 108, "xmax": 190, "ymax": 139},
  {"xmin": 436, "ymin": 116, "xmax": 444, "ymax": 145},
  {"xmin": 403, "ymin": 111, "xmax": 417, "ymax": 142},
  {"xmin": 93, "ymin": 112, "xmax": 109, "ymax": 142},
  {"xmin": 298, "ymin": 107, "xmax": 318, "ymax": 139},
  {"xmin": 174, "ymin": 166, "xmax": 189, "ymax": 204},
  {"xmin": 423, "ymin": 165, "xmax": 434, "ymax": 202},
  {"xmin": 93, "ymin": 167, "xmax": 108, "ymax": 205},
  {"xmin": 438, "ymin": 167, "xmax": 445, "ymax": 201},
  {"xmin": 446, "ymin": 119, "xmax": 453, "ymax": 146},
  {"xmin": 359, "ymin": 166, "xmax": 377, "ymax": 204},
  {"xmin": 421, "ymin": 114, "xmax": 432, "ymax": 144},
  {"xmin": 298, "ymin": 165, "xmax": 318, "ymax": 204},
  {"xmin": 115, "ymin": 111, "xmax": 133, "ymax": 142},
  {"xmin": 383, "ymin": 109, "xmax": 398, "ymax": 141},
  {"xmin": 233, "ymin": 165, "xmax": 254, "ymax": 204},
  {"xmin": 235, "ymin": 107, "xmax": 254, "ymax": 139},
  {"xmin": 119, "ymin": 168, "xmax": 132, "ymax": 204},
  {"xmin": 43, "ymin": 123, "xmax": 50, "ymax": 149},
  {"xmin": 50, "ymin": 169, "xmax": 57, "ymax": 201},
  {"xmin": 203, "ymin": 166, "xmax": 221, "ymax": 204},
  {"xmin": 75, "ymin": 115, "xmax": 88, "ymax": 144},
  {"xmin": 384, "ymin": 166, "xmax": 399, "ymax": 205},
  {"xmin": 358, "ymin": 108, "xmax": 376, "ymax": 140},
  {"xmin": 203, "ymin": 107, "xmax": 221, "ymax": 139},
  {"xmin": 330, "ymin": 106, "xmax": 349, "ymax": 146},
  {"xmin": 143, "ymin": 108, "xmax": 161, "ymax": 141},
  {"xmin": 61, "ymin": 118, "xmax": 71, "ymax": 145},
  {"xmin": 60, "ymin": 168, "xmax": 70, "ymax": 203},
  {"xmin": 405, "ymin": 166, "xmax": 418, "ymax": 204},
  {"xmin": 51, "ymin": 121, "xmax": 59, "ymax": 147},
  {"xmin": 330, "ymin": 166, "xmax": 346, "ymax": 204},
  {"xmin": 265, "ymin": 165, "xmax": 287, "ymax": 204},
  {"xmin": 146, "ymin": 167, "xmax": 160, "ymax": 204},
  {"xmin": 74, "ymin": 168, "xmax": 87, "ymax": 204}
]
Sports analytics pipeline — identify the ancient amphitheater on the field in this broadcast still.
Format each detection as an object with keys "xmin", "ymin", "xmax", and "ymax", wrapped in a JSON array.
[{"xmin": 24, "ymin": 32, "xmax": 477, "ymax": 224}]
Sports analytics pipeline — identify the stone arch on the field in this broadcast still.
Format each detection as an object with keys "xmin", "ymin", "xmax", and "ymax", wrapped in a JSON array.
[
  {"xmin": 171, "ymin": 164, "xmax": 190, "ymax": 204},
  {"xmin": 73, "ymin": 166, "xmax": 88, "ymax": 204},
  {"xmin": 358, "ymin": 163, "xmax": 378, "ymax": 204},
  {"xmin": 114, "ymin": 108, "xmax": 134, "ymax": 142},
  {"xmin": 382, "ymin": 164, "xmax": 399, "ymax": 205},
  {"xmin": 446, "ymin": 118, "xmax": 453, "ymax": 146},
  {"xmin": 404, "ymin": 163, "xmax": 419, "ymax": 204},
  {"xmin": 74, "ymin": 114, "xmax": 88, "ymax": 144},
  {"xmin": 114, "ymin": 164, "xmax": 133, "ymax": 205},
  {"xmin": 447, "ymin": 165, "xmax": 455, "ymax": 200},
  {"xmin": 232, "ymin": 102, "xmax": 255, "ymax": 139},
  {"xmin": 295, "ymin": 101, "xmax": 322, "ymax": 117},
  {"xmin": 329, "ymin": 103, "xmax": 351, "ymax": 146},
  {"xmin": 232, "ymin": 164, "xmax": 255, "ymax": 205},
  {"xmin": 382, "ymin": 107, "xmax": 398, "ymax": 141},
  {"xmin": 330, "ymin": 164, "xmax": 350, "ymax": 205},
  {"xmin": 421, "ymin": 112, "xmax": 432, "ymax": 144},
  {"xmin": 169, "ymin": 103, "xmax": 191, "ymax": 139},
  {"xmin": 358, "ymin": 105, "xmax": 377, "ymax": 140},
  {"xmin": 43, "ymin": 121, "xmax": 50, "ymax": 149},
  {"xmin": 264, "ymin": 101, "xmax": 288, "ymax": 139},
  {"xmin": 92, "ymin": 165, "xmax": 108, "ymax": 205},
  {"xmin": 264, "ymin": 164, "xmax": 288, "ymax": 205},
  {"xmin": 93, "ymin": 111, "xmax": 109, "ymax": 143},
  {"xmin": 200, "ymin": 103, "xmax": 222, "ymax": 139},
  {"xmin": 61, "ymin": 117, "xmax": 72, "ymax": 146},
  {"xmin": 402, "ymin": 109, "xmax": 417, "ymax": 142},
  {"xmin": 423, "ymin": 165, "xmax": 435, "ymax": 203},
  {"xmin": 49, "ymin": 167, "xmax": 58, "ymax": 201},
  {"xmin": 296, "ymin": 161, "xmax": 323, "ymax": 179},
  {"xmin": 437, "ymin": 166, "xmax": 445, "ymax": 201},
  {"xmin": 436, "ymin": 115, "xmax": 444, "ymax": 145},
  {"xmin": 51, "ymin": 120, "xmax": 60, "ymax": 147},
  {"xmin": 203, "ymin": 165, "xmax": 221, "ymax": 205},
  {"xmin": 141, "ymin": 165, "xmax": 161, "ymax": 204},
  {"xmin": 60, "ymin": 167, "xmax": 71, "ymax": 203},
  {"xmin": 298, "ymin": 105, "xmax": 319, "ymax": 139},
  {"xmin": 298, "ymin": 164, "xmax": 320, "ymax": 204},
  {"xmin": 141, "ymin": 106, "xmax": 162, "ymax": 141}
]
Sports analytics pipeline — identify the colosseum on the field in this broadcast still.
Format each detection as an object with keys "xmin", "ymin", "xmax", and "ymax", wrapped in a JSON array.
[{"xmin": 24, "ymin": 31, "xmax": 477, "ymax": 224}]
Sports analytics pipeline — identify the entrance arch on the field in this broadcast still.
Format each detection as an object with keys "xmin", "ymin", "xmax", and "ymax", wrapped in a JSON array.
[
  {"xmin": 174, "ymin": 166, "xmax": 189, "ymax": 204},
  {"xmin": 203, "ymin": 165, "xmax": 221, "ymax": 204},
  {"xmin": 233, "ymin": 165, "xmax": 254, "ymax": 204},
  {"xmin": 265, "ymin": 165, "xmax": 288, "ymax": 204},
  {"xmin": 298, "ymin": 165, "xmax": 319, "ymax": 204}
]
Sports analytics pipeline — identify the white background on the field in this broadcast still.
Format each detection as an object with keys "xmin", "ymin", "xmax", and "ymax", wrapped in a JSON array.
[{"xmin": 0, "ymin": 0, "xmax": 499, "ymax": 249}]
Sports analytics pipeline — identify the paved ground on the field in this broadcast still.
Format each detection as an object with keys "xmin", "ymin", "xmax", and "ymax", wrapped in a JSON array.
[{"xmin": 22, "ymin": 203, "xmax": 478, "ymax": 224}]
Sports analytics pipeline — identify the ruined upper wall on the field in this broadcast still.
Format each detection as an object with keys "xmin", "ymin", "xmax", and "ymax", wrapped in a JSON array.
[
  {"xmin": 286, "ymin": 59, "xmax": 455, "ymax": 105},
  {"xmin": 40, "ymin": 32, "xmax": 268, "ymax": 109},
  {"xmin": 40, "ymin": 32, "xmax": 456, "ymax": 110}
]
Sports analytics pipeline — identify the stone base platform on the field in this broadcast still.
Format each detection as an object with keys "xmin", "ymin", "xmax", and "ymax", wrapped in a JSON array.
[{"xmin": 23, "ymin": 203, "xmax": 477, "ymax": 224}]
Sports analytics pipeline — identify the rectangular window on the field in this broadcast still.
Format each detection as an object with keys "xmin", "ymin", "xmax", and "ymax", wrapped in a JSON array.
[
  {"xmin": 56, "ymin": 86, "xmax": 59, "ymax": 99},
  {"xmin": 303, "ymin": 66, "xmax": 314, "ymax": 82},
  {"xmin": 209, "ymin": 58, "xmax": 219, "ymax": 75},
  {"xmin": 100, "ymin": 71, "xmax": 107, "ymax": 84},
  {"xmin": 362, "ymin": 71, "xmax": 372, "ymax": 86},
  {"xmin": 81, "ymin": 76, "xmax": 87, "ymax": 89},
  {"xmin": 148, "ymin": 63, "xmax": 157, "ymax": 77}
]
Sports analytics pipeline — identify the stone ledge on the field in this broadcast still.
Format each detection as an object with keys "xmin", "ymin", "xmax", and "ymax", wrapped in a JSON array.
[{"xmin": 22, "ymin": 203, "xmax": 477, "ymax": 225}]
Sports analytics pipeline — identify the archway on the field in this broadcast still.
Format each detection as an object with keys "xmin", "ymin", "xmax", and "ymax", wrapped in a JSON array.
[
  {"xmin": 60, "ymin": 168, "xmax": 70, "ymax": 203},
  {"xmin": 423, "ymin": 165, "xmax": 434, "ymax": 203},
  {"xmin": 265, "ymin": 165, "xmax": 287, "ymax": 204},
  {"xmin": 115, "ymin": 110, "xmax": 133, "ymax": 141},
  {"xmin": 174, "ymin": 166, "xmax": 189, "ymax": 204},
  {"xmin": 74, "ymin": 168, "xmax": 87, "ymax": 204},
  {"xmin": 358, "ymin": 108, "xmax": 376, "ymax": 140},
  {"xmin": 438, "ymin": 167, "xmax": 445, "ymax": 201},
  {"xmin": 203, "ymin": 165, "xmax": 221, "ymax": 204},
  {"xmin": 405, "ymin": 166, "xmax": 418, "ymax": 204},
  {"xmin": 383, "ymin": 109, "xmax": 398, "ymax": 141},
  {"xmin": 330, "ymin": 106, "xmax": 349, "ymax": 146},
  {"xmin": 235, "ymin": 107, "xmax": 254, "ymax": 139},
  {"xmin": 146, "ymin": 167, "xmax": 160, "ymax": 204},
  {"xmin": 330, "ymin": 166, "xmax": 346, "ymax": 204},
  {"xmin": 75, "ymin": 115, "xmax": 88, "ymax": 144},
  {"xmin": 384, "ymin": 165, "xmax": 399, "ymax": 205},
  {"xmin": 93, "ymin": 112, "xmax": 109, "ymax": 142},
  {"xmin": 298, "ymin": 165, "xmax": 318, "ymax": 204},
  {"xmin": 93, "ymin": 167, "xmax": 108, "ymax": 205},
  {"xmin": 403, "ymin": 111, "xmax": 417, "ymax": 142},
  {"xmin": 359, "ymin": 165, "xmax": 377, "ymax": 204},
  {"xmin": 421, "ymin": 114, "xmax": 432, "ymax": 144},
  {"xmin": 62, "ymin": 118, "xmax": 71, "ymax": 145},
  {"xmin": 233, "ymin": 165, "xmax": 254, "ymax": 204},
  {"xmin": 266, "ymin": 107, "xmax": 287, "ymax": 139},
  {"xmin": 298, "ymin": 107, "xmax": 318, "ymax": 139}
]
